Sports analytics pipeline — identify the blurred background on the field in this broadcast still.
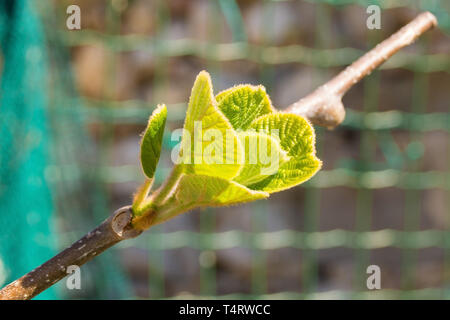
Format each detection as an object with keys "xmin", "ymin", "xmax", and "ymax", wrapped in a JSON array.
[{"xmin": 0, "ymin": 0, "xmax": 449, "ymax": 299}]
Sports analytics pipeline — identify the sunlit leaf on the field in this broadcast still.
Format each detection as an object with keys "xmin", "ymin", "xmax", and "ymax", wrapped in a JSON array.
[
  {"xmin": 248, "ymin": 113, "xmax": 322, "ymax": 192},
  {"xmin": 180, "ymin": 71, "xmax": 244, "ymax": 180},
  {"xmin": 140, "ymin": 104, "xmax": 167, "ymax": 179},
  {"xmin": 175, "ymin": 174, "xmax": 268, "ymax": 207},
  {"xmin": 135, "ymin": 71, "xmax": 323, "ymax": 229},
  {"xmin": 233, "ymin": 131, "xmax": 289, "ymax": 186},
  {"xmin": 216, "ymin": 85, "xmax": 274, "ymax": 130}
]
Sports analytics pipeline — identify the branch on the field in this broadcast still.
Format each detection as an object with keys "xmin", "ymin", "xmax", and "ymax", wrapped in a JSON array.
[
  {"xmin": 0, "ymin": 11, "xmax": 437, "ymax": 300},
  {"xmin": 285, "ymin": 11, "xmax": 437, "ymax": 129},
  {"xmin": 0, "ymin": 206, "xmax": 141, "ymax": 300}
]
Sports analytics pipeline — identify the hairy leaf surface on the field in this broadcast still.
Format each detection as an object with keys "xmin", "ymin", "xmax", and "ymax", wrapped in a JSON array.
[
  {"xmin": 180, "ymin": 71, "xmax": 243, "ymax": 179},
  {"xmin": 175, "ymin": 174, "xmax": 268, "ymax": 207},
  {"xmin": 140, "ymin": 104, "xmax": 167, "ymax": 179},
  {"xmin": 216, "ymin": 85, "xmax": 273, "ymax": 130},
  {"xmin": 233, "ymin": 131, "xmax": 289, "ymax": 186},
  {"xmin": 248, "ymin": 113, "xmax": 322, "ymax": 192}
]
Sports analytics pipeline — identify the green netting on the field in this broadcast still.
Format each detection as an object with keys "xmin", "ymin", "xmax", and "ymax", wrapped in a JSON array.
[
  {"xmin": 0, "ymin": 0, "xmax": 56, "ymax": 299},
  {"xmin": 0, "ymin": 0, "xmax": 133, "ymax": 299}
]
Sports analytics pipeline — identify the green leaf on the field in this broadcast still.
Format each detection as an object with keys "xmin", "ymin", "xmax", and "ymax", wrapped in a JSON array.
[
  {"xmin": 175, "ymin": 174, "xmax": 268, "ymax": 207},
  {"xmin": 233, "ymin": 131, "xmax": 289, "ymax": 186},
  {"xmin": 180, "ymin": 71, "xmax": 244, "ymax": 180},
  {"xmin": 216, "ymin": 85, "xmax": 274, "ymax": 130},
  {"xmin": 248, "ymin": 113, "xmax": 322, "ymax": 192},
  {"xmin": 132, "ymin": 71, "xmax": 323, "ymax": 230},
  {"xmin": 140, "ymin": 104, "xmax": 167, "ymax": 179}
]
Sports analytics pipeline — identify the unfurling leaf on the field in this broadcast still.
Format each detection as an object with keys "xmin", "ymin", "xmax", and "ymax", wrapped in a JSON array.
[
  {"xmin": 233, "ymin": 131, "xmax": 289, "ymax": 186},
  {"xmin": 216, "ymin": 85, "xmax": 273, "ymax": 130},
  {"xmin": 248, "ymin": 113, "xmax": 322, "ymax": 192},
  {"xmin": 140, "ymin": 104, "xmax": 167, "ymax": 179},
  {"xmin": 179, "ymin": 71, "xmax": 244, "ymax": 180},
  {"xmin": 134, "ymin": 70, "xmax": 322, "ymax": 228},
  {"xmin": 169, "ymin": 71, "xmax": 321, "ymax": 206},
  {"xmin": 175, "ymin": 174, "xmax": 268, "ymax": 208}
]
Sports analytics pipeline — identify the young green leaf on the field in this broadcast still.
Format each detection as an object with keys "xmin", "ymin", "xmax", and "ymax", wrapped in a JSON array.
[
  {"xmin": 233, "ymin": 131, "xmax": 289, "ymax": 186},
  {"xmin": 248, "ymin": 113, "xmax": 322, "ymax": 192},
  {"xmin": 133, "ymin": 71, "xmax": 322, "ymax": 230},
  {"xmin": 180, "ymin": 71, "xmax": 244, "ymax": 180},
  {"xmin": 175, "ymin": 174, "xmax": 268, "ymax": 208},
  {"xmin": 216, "ymin": 85, "xmax": 274, "ymax": 130},
  {"xmin": 140, "ymin": 104, "xmax": 167, "ymax": 179}
]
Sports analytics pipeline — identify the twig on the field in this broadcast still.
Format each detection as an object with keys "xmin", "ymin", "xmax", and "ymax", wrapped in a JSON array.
[
  {"xmin": 0, "ymin": 206, "xmax": 140, "ymax": 300},
  {"xmin": 0, "ymin": 11, "xmax": 437, "ymax": 300},
  {"xmin": 285, "ymin": 11, "xmax": 437, "ymax": 129}
]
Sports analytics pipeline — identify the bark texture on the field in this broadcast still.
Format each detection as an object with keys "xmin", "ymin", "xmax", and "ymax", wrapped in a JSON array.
[
  {"xmin": 286, "ymin": 12, "xmax": 437, "ymax": 129},
  {"xmin": 0, "ymin": 206, "xmax": 141, "ymax": 300}
]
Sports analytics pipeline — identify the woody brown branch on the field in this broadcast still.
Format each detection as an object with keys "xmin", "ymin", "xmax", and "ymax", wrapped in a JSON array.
[
  {"xmin": 0, "ymin": 206, "xmax": 141, "ymax": 300},
  {"xmin": 0, "ymin": 11, "xmax": 438, "ymax": 300},
  {"xmin": 286, "ymin": 11, "xmax": 437, "ymax": 129}
]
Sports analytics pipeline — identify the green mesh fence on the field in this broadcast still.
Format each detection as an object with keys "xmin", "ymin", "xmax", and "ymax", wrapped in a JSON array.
[
  {"xmin": 2, "ymin": 0, "xmax": 449, "ymax": 299},
  {"xmin": 0, "ymin": 0, "xmax": 57, "ymax": 300}
]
